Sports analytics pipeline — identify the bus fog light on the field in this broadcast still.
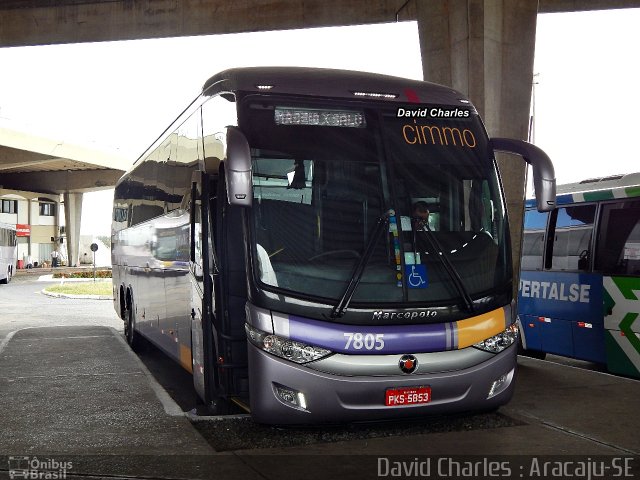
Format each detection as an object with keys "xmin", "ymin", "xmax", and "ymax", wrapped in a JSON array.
[
  {"xmin": 297, "ymin": 392, "xmax": 307, "ymax": 409},
  {"xmin": 487, "ymin": 368, "xmax": 515, "ymax": 399},
  {"xmin": 273, "ymin": 383, "xmax": 308, "ymax": 411},
  {"xmin": 473, "ymin": 324, "xmax": 518, "ymax": 353}
]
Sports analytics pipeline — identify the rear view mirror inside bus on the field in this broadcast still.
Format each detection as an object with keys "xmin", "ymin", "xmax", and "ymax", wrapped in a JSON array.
[
  {"xmin": 225, "ymin": 126, "xmax": 253, "ymax": 207},
  {"xmin": 490, "ymin": 138, "xmax": 556, "ymax": 213}
]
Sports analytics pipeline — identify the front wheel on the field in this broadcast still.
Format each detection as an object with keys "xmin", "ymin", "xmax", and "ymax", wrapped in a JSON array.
[{"xmin": 0, "ymin": 267, "xmax": 9, "ymax": 284}]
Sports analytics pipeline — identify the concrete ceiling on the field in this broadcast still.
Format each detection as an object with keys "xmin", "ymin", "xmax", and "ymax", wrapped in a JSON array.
[
  {"xmin": 1, "ymin": 0, "xmax": 639, "ymax": 194},
  {"xmin": 0, "ymin": 127, "xmax": 128, "ymax": 194},
  {"xmin": 1, "ymin": 0, "xmax": 640, "ymax": 48}
]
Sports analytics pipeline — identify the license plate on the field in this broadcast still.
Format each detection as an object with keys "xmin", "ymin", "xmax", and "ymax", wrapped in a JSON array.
[{"xmin": 385, "ymin": 386, "xmax": 431, "ymax": 406}]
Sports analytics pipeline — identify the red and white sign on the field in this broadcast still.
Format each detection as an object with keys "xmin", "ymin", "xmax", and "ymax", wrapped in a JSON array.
[
  {"xmin": 385, "ymin": 386, "xmax": 431, "ymax": 406},
  {"xmin": 15, "ymin": 224, "xmax": 30, "ymax": 237}
]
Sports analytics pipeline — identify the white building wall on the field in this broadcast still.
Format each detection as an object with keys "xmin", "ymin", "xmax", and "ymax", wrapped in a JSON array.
[
  {"xmin": 0, "ymin": 212, "xmax": 17, "ymax": 224},
  {"xmin": 17, "ymin": 199, "xmax": 29, "ymax": 224},
  {"xmin": 30, "ymin": 196, "xmax": 58, "ymax": 226},
  {"xmin": 1, "ymin": 190, "xmax": 60, "ymax": 267}
]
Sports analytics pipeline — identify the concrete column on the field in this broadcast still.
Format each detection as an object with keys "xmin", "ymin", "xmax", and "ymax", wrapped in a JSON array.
[
  {"xmin": 63, "ymin": 192, "xmax": 83, "ymax": 267},
  {"xmin": 417, "ymin": 0, "xmax": 538, "ymax": 297}
]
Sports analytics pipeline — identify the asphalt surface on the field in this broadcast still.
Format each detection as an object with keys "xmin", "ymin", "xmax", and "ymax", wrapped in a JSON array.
[
  {"xmin": 0, "ymin": 268, "xmax": 122, "ymax": 341},
  {"xmin": 1, "ymin": 270, "xmax": 639, "ymax": 479}
]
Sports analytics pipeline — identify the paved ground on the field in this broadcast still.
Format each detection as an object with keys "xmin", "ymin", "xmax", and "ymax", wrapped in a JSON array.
[
  {"xmin": 0, "ymin": 271, "xmax": 638, "ymax": 479},
  {"xmin": 0, "ymin": 268, "xmax": 121, "ymax": 342}
]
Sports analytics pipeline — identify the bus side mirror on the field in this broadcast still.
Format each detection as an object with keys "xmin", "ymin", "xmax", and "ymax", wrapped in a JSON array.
[
  {"xmin": 491, "ymin": 138, "xmax": 556, "ymax": 212},
  {"xmin": 225, "ymin": 126, "xmax": 253, "ymax": 207}
]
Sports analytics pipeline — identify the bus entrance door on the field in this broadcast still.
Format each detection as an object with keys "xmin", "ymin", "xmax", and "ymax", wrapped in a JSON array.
[{"xmin": 189, "ymin": 177, "xmax": 210, "ymax": 405}]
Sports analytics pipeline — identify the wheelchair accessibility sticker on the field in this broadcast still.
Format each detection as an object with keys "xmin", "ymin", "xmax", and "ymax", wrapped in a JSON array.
[{"xmin": 405, "ymin": 264, "xmax": 428, "ymax": 289}]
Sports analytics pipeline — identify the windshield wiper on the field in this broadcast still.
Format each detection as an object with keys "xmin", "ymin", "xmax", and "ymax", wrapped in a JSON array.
[
  {"xmin": 330, "ymin": 209, "xmax": 395, "ymax": 318},
  {"xmin": 418, "ymin": 224, "xmax": 475, "ymax": 313}
]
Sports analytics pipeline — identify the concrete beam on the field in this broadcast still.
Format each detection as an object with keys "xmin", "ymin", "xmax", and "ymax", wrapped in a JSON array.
[
  {"xmin": 0, "ymin": 169, "xmax": 124, "ymax": 195},
  {"xmin": 2, "ymin": 0, "xmax": 639, "ymax": 48},
  {"xmin": 0, "ymin": 0, "xmax": 416, "ymax": 47},
  {"xmin": 0, "ymin": 127, "xmax": 131, "ymax": 172},
  {"xmin": 538, "ymin": 0, "xmax": 640, "ymax": 13},
  {"xmin": 417, "ymin": 0, "xmax": 538, "ymax": 298}
]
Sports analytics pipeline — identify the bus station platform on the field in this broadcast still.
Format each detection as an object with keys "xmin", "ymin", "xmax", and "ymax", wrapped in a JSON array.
[{"xmin": 0, "ymin": 325, "xmax": 638, "ymax": 479}]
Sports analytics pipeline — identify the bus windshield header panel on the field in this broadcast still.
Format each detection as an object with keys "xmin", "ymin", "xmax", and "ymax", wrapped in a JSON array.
[{"xmin": 239, "ymin": 96, "xmax": 510, "ymax": 320}]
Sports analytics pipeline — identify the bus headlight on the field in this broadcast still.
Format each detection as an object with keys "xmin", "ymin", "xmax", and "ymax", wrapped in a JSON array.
[
  {"xmin": 473, "ymin": 324, "xmax": 518, "ymax": 353},
  {"xmin": 245, "ymin": 324, "xmax": 332, "ymax": 364}
]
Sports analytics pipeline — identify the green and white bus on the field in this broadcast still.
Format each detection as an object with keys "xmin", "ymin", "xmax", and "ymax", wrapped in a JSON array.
[{"xmin": 519, "ymin": 172, "xmax": 640, "ymax": 377}]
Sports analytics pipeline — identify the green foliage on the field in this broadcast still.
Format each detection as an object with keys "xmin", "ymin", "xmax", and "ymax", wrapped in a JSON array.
[
  {"xmin": 45, "ymin": 281, "xmax": 112, "ymax": 296},
  {"xmin": 52, "ymin": 270, "xmax": 112, "ymax": 279}
]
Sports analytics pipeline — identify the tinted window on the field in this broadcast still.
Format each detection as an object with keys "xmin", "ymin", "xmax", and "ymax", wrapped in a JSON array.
[
  {"xmin": 241, "ymin": 97, "xmax": 509, "ymax": 307},
  {"xmin": 551, "ymin": 205, "xmax": 595, "ymax": 271},
  {"xmin": 596, "ymin": 200, "xmax": 640, "ymax": 275},
  {"xmin": 522, "ymin": 209, "xmax": 548, "ymax": 270}
]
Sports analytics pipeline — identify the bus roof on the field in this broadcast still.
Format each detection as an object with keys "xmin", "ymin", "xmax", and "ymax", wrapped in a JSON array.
[
  {"xmin": 123, "ymin": 67, "xmax": 479, "ymax": 179},
  {"xmin": 202, "ymin": 67, "xmax": 475, "ymax": 108},
  {"xmin": 525, "ymin": 171, "xmax": 640, "ymax": 208}
]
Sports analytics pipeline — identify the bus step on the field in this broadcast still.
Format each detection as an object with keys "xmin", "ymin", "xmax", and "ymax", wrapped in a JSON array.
[
  {"xmin": 219, "ymin": 332, "xmax": 247, "ymax": 342},
  {"xmin": 216, "ymin": 362, "xmax": 248, "ymax": 369},
  {"xmin": 230, "ymin": 397, "xmax": 251, "ymax": 413}
]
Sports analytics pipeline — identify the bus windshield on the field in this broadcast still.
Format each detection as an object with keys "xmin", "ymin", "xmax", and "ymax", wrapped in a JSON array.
[{"xmin": 240, "ymin": 98, "xmax": 510, "ymax": 308}]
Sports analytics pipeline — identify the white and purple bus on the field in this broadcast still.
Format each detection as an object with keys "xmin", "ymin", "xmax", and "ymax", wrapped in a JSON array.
[{"xmin": 112, "ymin": 67, "xmax": 555, "ymax": 424}]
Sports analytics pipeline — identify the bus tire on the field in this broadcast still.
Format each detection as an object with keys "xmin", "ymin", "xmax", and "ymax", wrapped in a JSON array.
[
  {"xmin": 0, "ymin": 267, "xmax": 9, "ymax": 284},
  {"xmin": 124, "ymin": 297, "xmax": 143, "ymax": 351}
]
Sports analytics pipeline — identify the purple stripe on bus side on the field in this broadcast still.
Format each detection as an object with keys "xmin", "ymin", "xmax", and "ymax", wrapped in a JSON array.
[{"xmin": 287, "ymin": 315, "xmax": 449, "ymax": 354}]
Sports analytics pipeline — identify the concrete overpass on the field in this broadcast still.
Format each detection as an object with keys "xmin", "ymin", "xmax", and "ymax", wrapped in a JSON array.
[
  {"xmin": 0, "ymin": 126, "xmax": 127, "ymax": 266},
  {"xmin": 1, "ymin": 0, "xmax": 638, "ymax": 47},
  {"xmin": 2, "ymin": 0, "xmax": 640, "ymax": 277}
]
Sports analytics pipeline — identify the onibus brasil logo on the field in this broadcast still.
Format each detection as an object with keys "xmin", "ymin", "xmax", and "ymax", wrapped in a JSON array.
[{"xmin": 8, "ymin": 456, "xmax": 73, "ymax": 479}]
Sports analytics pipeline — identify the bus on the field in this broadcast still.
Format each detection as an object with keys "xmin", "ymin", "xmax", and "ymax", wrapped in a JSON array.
[
  {"xmin": 0, "ymin": 222, "xmax": 17, "ymax": 284},
  {"xmin": 112, "ymin": 67, "xmax": 556, "ymax": 424},
  {"xmin": 518, "ymin": 172, "xmax": 640, "ymax": 378}
]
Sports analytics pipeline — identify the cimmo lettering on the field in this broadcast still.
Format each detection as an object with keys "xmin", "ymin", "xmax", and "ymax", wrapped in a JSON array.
[{"xmin": 402, "ymin": 120, "xmax": 476, "ymax": 148}]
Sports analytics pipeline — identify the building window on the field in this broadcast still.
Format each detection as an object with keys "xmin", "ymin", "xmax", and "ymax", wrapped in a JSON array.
[
  {"xmin": 1, "ymin": 199, "xmax": 17, "ymax": 214},
  {"xmin": 39, "ymin": 201, "xmax": 56, "ymax": 217}
]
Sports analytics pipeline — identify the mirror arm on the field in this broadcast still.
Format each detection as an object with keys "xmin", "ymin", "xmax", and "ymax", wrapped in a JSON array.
[{"xmin": 491, "ymin": 138, "xmax": 556, "ymax": 212}]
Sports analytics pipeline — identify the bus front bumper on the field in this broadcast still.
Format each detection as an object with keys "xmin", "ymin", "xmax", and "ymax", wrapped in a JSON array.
[{"xmin": 247, "ymin": 343, "xmax": 517, "ymax": 425}]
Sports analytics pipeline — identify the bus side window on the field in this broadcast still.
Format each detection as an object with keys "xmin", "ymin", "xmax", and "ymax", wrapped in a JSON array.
[
  {"xmin": 596, "ymin": 200, "xmax": 640, "ymax": 275},
  {"xmin": 522, "ymin": 209, "xmax": 548, "ymax": 271},
  {"xmin": 551, "ymin": 205, "xmax": 596, "ymax": 271}
]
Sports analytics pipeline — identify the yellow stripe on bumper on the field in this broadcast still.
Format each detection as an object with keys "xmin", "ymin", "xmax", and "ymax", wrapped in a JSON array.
[{"xmin": 456, "ymin": 307, "xmax": 507, "ymax": 349}]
